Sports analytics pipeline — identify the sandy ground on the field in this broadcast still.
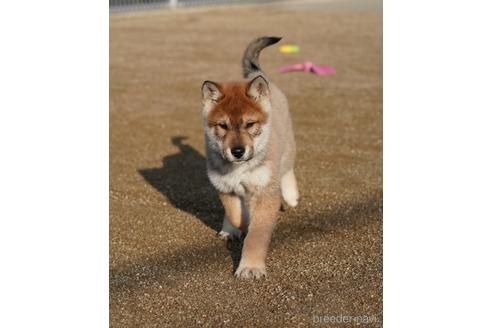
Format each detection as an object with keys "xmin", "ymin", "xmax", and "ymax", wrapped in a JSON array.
[{"xmin": 110, "ymin": 1, "xmax": 382, "ymax": 326}]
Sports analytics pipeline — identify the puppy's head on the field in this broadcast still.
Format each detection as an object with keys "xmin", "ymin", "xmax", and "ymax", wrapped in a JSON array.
[{"xmin": 201, "ymin": 75, "xmax": 271, "ymax": 163}]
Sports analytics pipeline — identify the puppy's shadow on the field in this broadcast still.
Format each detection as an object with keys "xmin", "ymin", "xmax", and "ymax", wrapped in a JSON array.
[
  {"xmin": 138, "ymin": 136, "xmax": 223, "ymax": 232},
  {"xmin": 139, "ymin": 136, "xmax": 243, "ymax": 270}
]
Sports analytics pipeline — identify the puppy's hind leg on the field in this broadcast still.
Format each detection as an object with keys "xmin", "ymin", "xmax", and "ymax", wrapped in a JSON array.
[{"xmin": 281, "ymin": 169, "xmax": 299, "ymax": 208}]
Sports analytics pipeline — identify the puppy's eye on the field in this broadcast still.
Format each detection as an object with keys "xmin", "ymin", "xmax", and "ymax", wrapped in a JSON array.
[
  {"xmin": 246, "ymin": 121, "xmax": 257, "ymax": 129},
  {"xmin": 218, "ymin": 123, "xmax": 228, "ymax": 130}
]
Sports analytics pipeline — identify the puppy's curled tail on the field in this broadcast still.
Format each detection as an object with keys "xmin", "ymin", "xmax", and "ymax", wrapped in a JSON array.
[{"xmin": 242, "ymin": 36, "xmax": 282, "ymax": 78}]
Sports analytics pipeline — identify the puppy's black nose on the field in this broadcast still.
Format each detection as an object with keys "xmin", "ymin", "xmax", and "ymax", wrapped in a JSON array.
[{"xmin": 231, "ymin": 146, "xmax": 245, "ymax": 159}]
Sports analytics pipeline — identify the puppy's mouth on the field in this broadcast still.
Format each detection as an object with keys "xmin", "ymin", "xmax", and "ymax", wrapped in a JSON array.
[
  {"xmin": 222, "ymin": 151, "xmax": 253, "ymax": 163},
  {"xmin": 230, "ymin": 157, "xmax": 253, "ymax": 163}
]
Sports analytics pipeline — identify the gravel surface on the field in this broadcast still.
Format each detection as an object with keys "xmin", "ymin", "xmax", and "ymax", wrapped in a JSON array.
[{"xmin": 110, "ymin": 1, "xmax": 382, "ymax": 326}]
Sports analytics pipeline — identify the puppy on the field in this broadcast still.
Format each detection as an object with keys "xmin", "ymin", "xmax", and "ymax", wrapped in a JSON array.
[{"xmin": 201, "ymin": 36, "xmax": 299, "ymax": 279}]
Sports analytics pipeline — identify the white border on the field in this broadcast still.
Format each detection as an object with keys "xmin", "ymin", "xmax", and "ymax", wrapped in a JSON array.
[
  {"xmin": 0, "ymin": 0, "xmax": 108, "ymax": 327},
  {"xmin": 385, "ymin": 0, "xmax": 492, "ymax": 327},
  {"xmin": 1, "ymin": 0, "xmax": 492, "ymax": 326}
]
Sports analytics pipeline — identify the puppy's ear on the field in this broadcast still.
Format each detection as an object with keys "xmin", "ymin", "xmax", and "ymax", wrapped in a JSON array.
[
  {"xmin": 202, "ymin": 81, "xmax": 223, "ymax": 102},
  {"xmin": 247, "ymin": 75, "xmax": 270, "ymax": 101}
]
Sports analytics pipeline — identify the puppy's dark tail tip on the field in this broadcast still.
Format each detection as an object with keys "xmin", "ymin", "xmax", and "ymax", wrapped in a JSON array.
[
  {"xmin": 242, "ymin": 36, "xmax": 282, "ymax": 78},
  {"xmin": 267, "ymin": 36, "xmax": 283, "ymax": 44}
]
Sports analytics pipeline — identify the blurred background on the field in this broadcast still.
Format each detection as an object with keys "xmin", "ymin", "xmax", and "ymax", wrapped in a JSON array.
[
  {"xmin": 110, "ymin": 0, "xmax": 274, "ymax": 14},
  {"xmin": 110, "ymin": 0, "xmax": 382, "ymax": 326},
  {"xmin": 110, "ymin": 0, "xmax": 381, "ymax": 13}
]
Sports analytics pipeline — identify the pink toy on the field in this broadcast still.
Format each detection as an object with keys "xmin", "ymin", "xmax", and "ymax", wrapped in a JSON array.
[{"xmin": 278, "ymin": 61, "xmax": 336, "ymax": 76}]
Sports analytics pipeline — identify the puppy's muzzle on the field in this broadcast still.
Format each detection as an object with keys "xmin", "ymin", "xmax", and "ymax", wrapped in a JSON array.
[{"xmin": 231, "ymin": 146, "xmax": 246, "ymax": 159}]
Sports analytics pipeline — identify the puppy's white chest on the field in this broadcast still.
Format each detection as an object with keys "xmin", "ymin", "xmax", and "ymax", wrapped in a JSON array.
[
  {"xmin": 209, "ymin": 164, "xmax": 271, "ymax": 196},
  {"xmin": 241, "ymin": 165, "xmax": 271, "ymax": 192}
]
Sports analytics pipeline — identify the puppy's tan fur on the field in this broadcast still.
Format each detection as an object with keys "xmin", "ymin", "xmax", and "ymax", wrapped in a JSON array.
[{"xmin": 201, "ymin": 37, "xmax": 298, "ymax": 279}]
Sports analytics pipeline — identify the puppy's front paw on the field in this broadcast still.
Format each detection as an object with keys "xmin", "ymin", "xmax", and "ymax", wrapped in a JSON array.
[
  {"xmin": 235, "ymin": 266, "xmax": 266, "ymax": 279},
  {"xmin": 217, "ymin": 229, "xmax": 242, "ymax": 241}
]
